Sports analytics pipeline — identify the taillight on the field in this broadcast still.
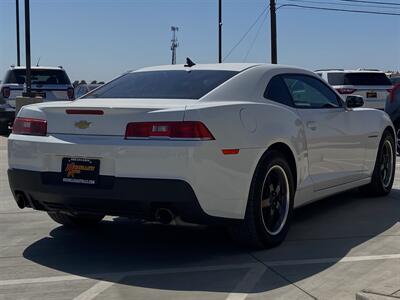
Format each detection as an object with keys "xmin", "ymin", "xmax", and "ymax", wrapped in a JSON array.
[
  {"xmin": 67, "ymin": 87, "xmax": 75, "ymax": 100},
  {"xmin": 66, "ymin": 109, "xmax": 104, "ymax": 115},
  {"xmin": 12, "ymin": 118, "xmax": 47, "ymax": 136},
  {"xmin": 1, "ymin": 87, "xmax": 10, "ymax": 98},
  {"xmin": 389, "ymin": 84, "xmax": 400, "ymax": 103},
  {"xmin": 125, "ymin": 121, "xmax": 215, "ymax": 140},
  {"xmin": 335, "ymin": 88, "xmax": 357, "ymax": 94}
]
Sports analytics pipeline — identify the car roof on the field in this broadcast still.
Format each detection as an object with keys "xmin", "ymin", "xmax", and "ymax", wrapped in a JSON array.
[
  {"xmin": 9, "ymin": 66, "xmax": 65, "ymax": 71},
  {"xmin": 317, "ymin": 69, "xmax": 385, "ymax": 74},
  {"xmin": 133, "ymin": 63, "xmax": 314, "ymax": 74},
  {"xmin": 134, "ymin": 63, "xmax": 260, "ymax": 73}
]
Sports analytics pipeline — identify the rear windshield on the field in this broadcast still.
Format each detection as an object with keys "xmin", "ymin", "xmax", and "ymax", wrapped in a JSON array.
[
  {"xmin": 83, "ymin": 70, "xmax": 239, "ymax": 99},
  {"xmin": 4, "ymin": 69, "xmax": 71, "ymax": 85},
  {"xmin": 327, "ymin": 72, "xmax": 391, "ymax": 86}
]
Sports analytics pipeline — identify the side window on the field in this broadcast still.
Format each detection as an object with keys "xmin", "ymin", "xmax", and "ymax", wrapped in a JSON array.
[
  {"xmin": 282, "ymin": 74, "xmax": 342, "ymax": 109},
  {"xmin": 76, "ymin": 87, "xmax": 84, "ymax": 98},
  {"xmin": 264, "ymin": 75, "xmax": 294, "ymax": 107}
]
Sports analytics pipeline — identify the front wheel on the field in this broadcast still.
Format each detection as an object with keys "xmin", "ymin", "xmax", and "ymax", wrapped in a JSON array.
[
  {"xmin": 361, "ymin": 131, "xmax": 396, "ymax": 196},
  {"xmin": 229, "ymin": 151, "xmax": 295, "ymax": 248},
  {"xmin": 48, "ymin": 212, "xmax": 104, "ymax": 227}
]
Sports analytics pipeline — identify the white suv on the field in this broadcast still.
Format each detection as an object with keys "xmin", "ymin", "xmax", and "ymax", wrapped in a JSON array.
[
  {"xmin": 316, "ymin": 69, "xmax": 392, "ymax": 110},
  {"xmin": 0, "ymin": 66, "xmax": 75, "ymax": 108}
]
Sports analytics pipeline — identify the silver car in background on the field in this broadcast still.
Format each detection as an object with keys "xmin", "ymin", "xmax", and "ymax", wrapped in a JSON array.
[{"xmin": 316, "ymin": 69, "xmax": 392, "ymax": 110}]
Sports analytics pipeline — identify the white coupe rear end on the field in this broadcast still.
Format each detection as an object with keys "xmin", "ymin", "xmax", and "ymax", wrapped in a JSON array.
[{"xmin": 7, "ymin": 63, "xmax": 396, "ymax": 248}]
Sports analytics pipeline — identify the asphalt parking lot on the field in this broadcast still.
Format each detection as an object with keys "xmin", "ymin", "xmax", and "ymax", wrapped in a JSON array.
[{"xmin": 0, "ymin": 136, "xmax": 399, "ymax": 300}]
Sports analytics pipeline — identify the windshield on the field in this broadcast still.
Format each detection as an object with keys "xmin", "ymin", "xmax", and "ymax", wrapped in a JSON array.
[
  {"xmin": 4, "ymin": 69, "xmax": 71, "ymax": 85},
  {"xmin": 83, "ymin": 70, "xmax": 238, "ymax": 99},
  {"xmin": 327, "ymin": 72, "xmax": 391, "ymax": 86}
]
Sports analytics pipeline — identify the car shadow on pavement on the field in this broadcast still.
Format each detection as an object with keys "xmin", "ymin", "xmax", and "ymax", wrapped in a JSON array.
[{"xmin": 23, "ymin": 188, "xmax": 400, "ymax": 295}]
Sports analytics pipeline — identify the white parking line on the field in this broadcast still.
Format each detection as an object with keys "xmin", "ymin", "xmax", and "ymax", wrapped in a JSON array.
[
  {"xmin": 0, "ymin": 262, "xmax": 258, "ymax": 287},
  {"xmin": 225, "ymin": 265, "xmax": 266, "ymax": 300},
  {"xmin": 0, "ymin": 253, "xmax": 399, "ymax": 300},
  {"xmin": 0, "ymin": 274, "xmax": 87, "ymax": 286},
  {"xmin": 73, "ymin": 280, "xmax": 118, "ymax": 300},
  {"xmin": 72, "ymin": 263, "xmax": 259, "ymax": 300},
  {"xmin": 265, "ymin": 254, "xmax": 400, "ymax": 267}
]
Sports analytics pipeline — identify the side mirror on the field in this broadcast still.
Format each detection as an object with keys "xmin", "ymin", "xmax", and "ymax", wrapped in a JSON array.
[{"xmin": 346, "ymin": 95, "xmax": 364, "ymax": 108}]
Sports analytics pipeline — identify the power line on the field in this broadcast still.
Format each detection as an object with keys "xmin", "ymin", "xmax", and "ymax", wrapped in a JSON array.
[
  {"xmin": 281, "ymin": 0, "xmax": 400, "ymax": 10},
  {"xmin": 223, "ymin": 6, "xmax": 269, "ymax": 62},
  {"xmin": 338, "ymin": 0, "xmax": 400, "ymax": 6},
  {"xmin": 277, "ymin": 3, "xmax": 400, "ymax": 15},
  {"xmin": 244, "ymin": 11, "xmax": 269, "ymax": 62}
]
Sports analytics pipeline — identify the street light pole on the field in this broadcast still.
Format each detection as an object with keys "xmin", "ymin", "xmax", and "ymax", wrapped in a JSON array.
[
  {"xmin": 23, "ymin": 0, "xmax": 32, "ymax": 96},
  {"xmin": 218, "ymin": 0, "xmax": 222, "ymax": 63},
  {"xmin": 270, "ymin": 0, "xmax": 277, "ymax": 64},
  {"xmin": 16, "ymin": 0, "xmax": 20, "ymax": 66}
]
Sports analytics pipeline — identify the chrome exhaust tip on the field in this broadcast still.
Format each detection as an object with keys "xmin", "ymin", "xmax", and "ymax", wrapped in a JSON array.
[{"xmin": 155, "ymin": 208, "xmax": 175, "ymax": 225}]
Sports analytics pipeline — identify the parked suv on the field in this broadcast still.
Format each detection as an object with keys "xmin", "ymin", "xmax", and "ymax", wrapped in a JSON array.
[
  {"xmin": 0, "ymin": 66, "xmax": 74, "ymax": 134},
  {"xmin": 385, "ymin": 83, "xmax": 400, "ymax": 154},
  {"xmin": 316, "ymin": 69, "xmax": 392, "ymax": 110}
]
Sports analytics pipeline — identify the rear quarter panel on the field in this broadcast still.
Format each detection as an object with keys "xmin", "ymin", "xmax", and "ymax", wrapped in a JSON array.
[{"xmin": 184, "ymin": 100, "xmax": 308, "ymax": 211}]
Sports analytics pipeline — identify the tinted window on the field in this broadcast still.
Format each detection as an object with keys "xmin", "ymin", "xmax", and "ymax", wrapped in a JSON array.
[
  {"xmin": 84, "ymin": 70, "xmax": 238, "ymax": 99},
  {"xmin": 264, "ymin": 76, "xmax": 293, "ymax": 107},
  {"xmin": 4, "ymin": 69, "xmax": 71, "ymax": 85},
  {"xmin": 282, "ymin": 74, "xmax": 341, "ymax": 109},
  {"xmin": 327, "ymin": 72, "xmax": 391, "ymax": 86}
]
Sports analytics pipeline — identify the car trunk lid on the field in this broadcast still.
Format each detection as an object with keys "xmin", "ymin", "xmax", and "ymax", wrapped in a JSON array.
[{"xmin": 42, "ymin": 98, "xmax": 194, "ymax": 136}]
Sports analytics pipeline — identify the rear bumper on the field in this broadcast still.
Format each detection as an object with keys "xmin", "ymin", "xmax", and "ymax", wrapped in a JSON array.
[{"xmin": 8, "ymin": 168, "xmax": 237, "ymax": 225}]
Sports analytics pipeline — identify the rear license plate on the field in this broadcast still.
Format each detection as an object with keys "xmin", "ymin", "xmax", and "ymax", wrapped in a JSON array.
[
  {"xmin": 366, "ymin": 91, "xmax": 377, "ymax": 98},
  {"xmin": 33, "ymin": 92, "xmax": 46, "ymax": 99},
  {"xmin": 61, "ymin": 158, "xmax": 100, "ymax": 185}
]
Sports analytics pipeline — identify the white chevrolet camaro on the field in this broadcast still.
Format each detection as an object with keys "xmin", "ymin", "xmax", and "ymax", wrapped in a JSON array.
[{"xmin": 8, "ymin": 63, "xmax": 396, "ymax": 248}]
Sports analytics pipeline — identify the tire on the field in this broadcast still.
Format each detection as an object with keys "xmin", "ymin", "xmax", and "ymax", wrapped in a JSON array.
[
  {"xmin": 47, "ymin": 212, "xmax": 104, "ymax": 227},
  {"xmin": 229, "ymin": 150, "xmax": 295, "ymax": 248},
  {"xmin": 360, "ymin": 131, "xmax": 396, "ymax": 196},
  {"xmin": 395, "ymin": 123, "xmax": 400, "ymax": 156}
]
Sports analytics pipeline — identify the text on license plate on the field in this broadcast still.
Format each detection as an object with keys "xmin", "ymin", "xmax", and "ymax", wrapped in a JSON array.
[{"xmin": 61, "ymin": 158, "xmax": 100, "ymax": 185}]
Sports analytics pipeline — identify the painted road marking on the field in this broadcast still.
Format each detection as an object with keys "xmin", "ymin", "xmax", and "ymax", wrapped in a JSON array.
[
  {"xmin": 0, "ymin": 274, "xmax": 87, "ymax": 286},
  {"xmin": 225, "ymin": 265, "xmax": 266, "ymax": 300},
  {"xmin": 73, "ymin": 280, "xmax": 118, "ymax": 300},
  {"xmin": 0, "ymin": 263, "xmax": 257, "ymax": 287},
  {"xmin": 265, "ymin": 254, "xmax": 400, "ymax": 267},
  {"xmin": 0, "ymin": 253, "xmax": 399, "ymax": 300}
]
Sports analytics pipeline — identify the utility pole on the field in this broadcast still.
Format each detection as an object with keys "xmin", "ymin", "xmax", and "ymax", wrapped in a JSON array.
[
  {"xmin": 270, "ymin": 0, "xmax": 277, "ymax": 64},
  {"xmin": 218, "ymin": 0, "xmax": 222, "ymax": 63},
  {"xmin": 23, "ymin": 0, "xmax": 32, "ymax": 96},
  {"xmin": 170, "ymin": 26, "xmax": 179, "ymax": 65},
  {"xmin": 16, "ymin": 0, "xmax": 20, "ymax": 66}
]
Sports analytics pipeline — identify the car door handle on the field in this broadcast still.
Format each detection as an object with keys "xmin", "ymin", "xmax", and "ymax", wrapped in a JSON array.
[{"xmin": 306, "ymin": 121, "xmax": 317, "ymax": 130}]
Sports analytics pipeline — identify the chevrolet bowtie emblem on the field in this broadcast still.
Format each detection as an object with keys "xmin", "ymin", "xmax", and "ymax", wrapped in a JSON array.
[{"xmin": 75, "ymin": 120, "xmax": 91, "ymax": 129}]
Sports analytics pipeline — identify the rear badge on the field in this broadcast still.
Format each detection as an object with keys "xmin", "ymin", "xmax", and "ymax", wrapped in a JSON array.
[{"xmin": 75, "ymin": 120, "xmax": 91, "ymax": 129}]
